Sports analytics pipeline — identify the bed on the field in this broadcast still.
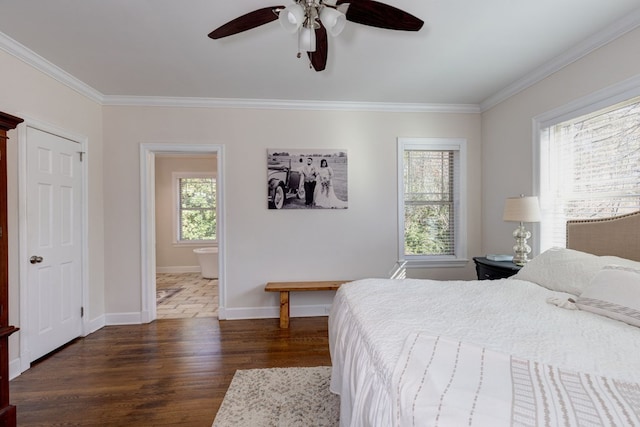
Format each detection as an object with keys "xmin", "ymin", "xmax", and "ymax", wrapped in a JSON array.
[{"xmin": 329, "ymin": 211, "xmax": 640, "ymax": 426}]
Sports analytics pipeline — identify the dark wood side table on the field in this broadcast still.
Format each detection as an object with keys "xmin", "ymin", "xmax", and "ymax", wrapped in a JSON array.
[{"xmin": 473, "ymin": 257, "xmax": 522, "ymax": 280}]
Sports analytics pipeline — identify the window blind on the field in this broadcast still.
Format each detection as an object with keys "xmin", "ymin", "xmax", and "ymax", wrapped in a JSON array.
[
  {"xmin": 540, "ymin": 96, "xmax": 640, "ymax": 249},
  {"xmin": 403, "ymin": 150, "xmax": 455, "ymax": 256}
]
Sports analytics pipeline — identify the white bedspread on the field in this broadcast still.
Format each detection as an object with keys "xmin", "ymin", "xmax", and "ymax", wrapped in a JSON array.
[
  {"xmin": 393, "ymin": 333, "xmax": 640, "ymax": 426},
  {"xmin": 329, "ymin": 278, "xmax": 640, "ymax": 426}
]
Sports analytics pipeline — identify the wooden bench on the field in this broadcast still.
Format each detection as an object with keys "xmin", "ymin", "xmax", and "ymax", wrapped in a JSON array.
[{"xmin": 264, "ymin": 280, "xmax": 350, "ymax": 328}]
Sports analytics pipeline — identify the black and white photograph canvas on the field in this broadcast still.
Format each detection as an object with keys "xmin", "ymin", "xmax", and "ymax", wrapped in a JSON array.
[{"xmin": 267, "ymin": 149, "xmax": 348, "ymax": 210}]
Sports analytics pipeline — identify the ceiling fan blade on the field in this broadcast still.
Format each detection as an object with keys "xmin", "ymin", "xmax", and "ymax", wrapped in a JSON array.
[
  {"xmin": 308, "ymin": 24, "xmax": 328, "ymax": 71},
  {"xmin": 208, "ymin": 6, "xmax": 284, "ymax": 39},
  {"xmin": 335, "ymin": 0, "xmax": 423, "ymax": 31}
]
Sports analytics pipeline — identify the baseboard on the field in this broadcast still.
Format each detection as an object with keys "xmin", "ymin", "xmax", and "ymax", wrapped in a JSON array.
[
  {"xmin": 33, "ymin": 305, "xmax": 329, "ymax": 328},
  {"xmin": 292, "ymin": 304, "xmax": 332, "ymax": 318},
  {"xmin": 84, "ymin": 314, "xmax": 106, "ymax": 335},
  {"xmin": 156, "ymin": 266, "xmax": 200, "ymax": 273},
  {"xmin": 9, "ymin": 357, "xmax": 21, "ymax": 380},
  {"xmin": 221, "ymin": 304, "xmax": 332, "ymax": 320},
  {"xmin": 105, "ymin": 312, "xmax": 144, "ymax": 325}
]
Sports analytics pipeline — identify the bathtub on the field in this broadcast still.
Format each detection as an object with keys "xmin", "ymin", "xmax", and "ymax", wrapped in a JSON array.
[{"xmin": 193, "ymin": 247, "xmax": 218, "ymax": 279}]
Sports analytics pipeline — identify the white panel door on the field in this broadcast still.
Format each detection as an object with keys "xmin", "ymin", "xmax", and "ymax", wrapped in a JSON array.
[{"xmin": 26, "ymin": 127, "xmax": 83, "ymax": 362}]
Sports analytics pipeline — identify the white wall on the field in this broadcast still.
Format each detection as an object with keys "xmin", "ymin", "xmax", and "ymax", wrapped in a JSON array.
[
  {"xmin": 103, "ymin": 107, "xmax": 482, "ymax": 318},
  {"xmin": 481, "ymin": 27, "xmax": 640, "ymax": 255},
  {"xmin": 0, "ymin": 50, "xmax": 105, "ymax": 363},
  {"xmin": 4, "ymin": 21, "xmax": 636, "ymax": 330},
  {"xmin": 155, "ymin": 155, "xmax": 217, "ymax": 270}
]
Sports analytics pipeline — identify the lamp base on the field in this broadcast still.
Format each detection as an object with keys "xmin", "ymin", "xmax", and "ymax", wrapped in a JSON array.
[{"xmin": 512, "ymin": 223, "xmax": 532, "ymax": 266}]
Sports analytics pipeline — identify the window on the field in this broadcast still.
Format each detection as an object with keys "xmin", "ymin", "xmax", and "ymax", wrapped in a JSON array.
[
  {"xmin": 397, "ymin": 138, "xmax": 467, "ymax": 267},
  {"xmin": 174, "ymin": 173, "xmax": 217, "ymax": 243},
  {"xmin": 538, "ymin": 95, "xmax": 640, "ymax": 250}
]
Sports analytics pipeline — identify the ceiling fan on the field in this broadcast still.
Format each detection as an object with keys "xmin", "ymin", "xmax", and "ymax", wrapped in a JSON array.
[{"xmin": 208, "ymin": 0, "xmax": 423, "ymax": 71}]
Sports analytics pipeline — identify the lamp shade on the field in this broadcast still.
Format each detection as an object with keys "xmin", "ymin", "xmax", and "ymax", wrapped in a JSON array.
[
  {"xmin": 319, "ymin": 7, "xmax": 346, "ymax": 36},
  {"xmin": 503, "ymin": 196, "xmax": 541, "ymax": 223},
  {"xmin": 298, "ymin": 26, "xmax": 316, "ymax": 52},
  {"xmin": 279, "ymin": 3, "xmax": 305, "ymax": 33}
]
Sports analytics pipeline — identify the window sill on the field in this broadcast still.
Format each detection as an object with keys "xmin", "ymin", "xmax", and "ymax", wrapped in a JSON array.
[
  {"xmin": 172, "ymin": 241, "xmax": 217, "ymax": 248},
  {"xmin": 405, "ymin": 258, "xmax": 469, "ymax": 268}
]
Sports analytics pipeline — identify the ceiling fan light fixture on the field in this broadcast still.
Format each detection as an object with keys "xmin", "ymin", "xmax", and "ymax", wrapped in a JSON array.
[
  {"xmin": 279, "ymin": 3, "xmax": 305, "ymax": 33},
  {"xmin": 298, "ymin": 26, "xmax": 316, "ymax": 52},
  {"xmin": 319, "ymin": 7, "xmax": 346, "ymax": 37},
  {"xmin": 209, "ymin": 0, "xmax": 424, "ymax": 71}
]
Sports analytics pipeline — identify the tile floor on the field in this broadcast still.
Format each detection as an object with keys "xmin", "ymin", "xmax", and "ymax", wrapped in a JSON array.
[{"xmin": 156, "ymin": 272, "xmax": 218, "ymax": 319}]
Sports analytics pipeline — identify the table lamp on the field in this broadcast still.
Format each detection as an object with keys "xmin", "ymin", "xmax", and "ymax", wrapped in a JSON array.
[{"xmin": 503, "ymin": 195, "xmax": 541, "ymax": 266}]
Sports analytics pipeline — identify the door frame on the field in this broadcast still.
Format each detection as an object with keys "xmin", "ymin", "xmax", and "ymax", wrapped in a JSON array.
[
  {"xmin": 139, "ymin": 143, "xmax": 225, "ymax": 323},
  {"xmin": 17, "ymin": 117, "xmax": 89, "ymax": 373}
]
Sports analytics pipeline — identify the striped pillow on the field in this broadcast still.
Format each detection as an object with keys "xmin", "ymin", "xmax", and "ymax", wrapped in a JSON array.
[{"xmin": 575, "ymin": 265, "xmax": 640, "ymax": 328}]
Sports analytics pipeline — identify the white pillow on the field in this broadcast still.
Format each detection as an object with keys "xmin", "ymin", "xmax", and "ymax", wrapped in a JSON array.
[
  {"xmin": 600, "ymin": 255, "xmax": 640, "ymax": 271},
  {"xmin": 510, "ymin": 247, "xmax": 606, "ymax": 295},
  {"xmin": 575, "ymin": 265, "xmax": 640, "ymax": 328}
]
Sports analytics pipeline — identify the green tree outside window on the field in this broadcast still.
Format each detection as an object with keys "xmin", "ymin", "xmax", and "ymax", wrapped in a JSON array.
[
  {"xmin": 403, "ymin": 150, "xmax": 454, "ymax": 256},
  {"xmin": 179, "ymin": 177, "xmax": 216, "ymax": 241}
]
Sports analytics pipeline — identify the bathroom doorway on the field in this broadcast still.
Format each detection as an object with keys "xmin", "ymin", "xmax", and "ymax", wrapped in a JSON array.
[
  {"xmin": 155, "ymin": 272, "xmax": 217, "ymax": 319},
  {"xmin": 154, "ymin": 155, "xmax": 219, "ymax": 319},
  {"xmin": 140, "ymin": 144, "xmax": 225, "ymax": 323}
]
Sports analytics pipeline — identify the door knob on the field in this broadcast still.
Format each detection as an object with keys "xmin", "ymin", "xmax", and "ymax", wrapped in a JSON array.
[{"xmin": 29, "ymin": 256, "xmax": 43, "ymax": 264}]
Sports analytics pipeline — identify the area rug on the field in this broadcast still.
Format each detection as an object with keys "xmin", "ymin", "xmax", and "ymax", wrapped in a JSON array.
[
  {"xmin": 213, "ymin": 366, "xmax": 339, "ymax": 427},
  {"xmin": 156, "ymin": 287, "xmax": 183, "ymax": 304}
]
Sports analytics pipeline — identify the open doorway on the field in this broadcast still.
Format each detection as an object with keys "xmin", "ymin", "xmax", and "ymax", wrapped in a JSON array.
[
  {"xmin": 140, "ymin": 144, "xmax": 225, "ymax": 323},
  {"xmin": 155, "ymin": 154, "xmax": 218, "ymax": 319}
]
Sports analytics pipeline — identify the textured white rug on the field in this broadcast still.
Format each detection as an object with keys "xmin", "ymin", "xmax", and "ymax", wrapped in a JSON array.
[
  {"xmin": 213, "ymin": 366, "xmax": 339, "ymax": 427},
  {"xmin": 155, "ymin": 287, "xmax": 183, "ymax": 304}
]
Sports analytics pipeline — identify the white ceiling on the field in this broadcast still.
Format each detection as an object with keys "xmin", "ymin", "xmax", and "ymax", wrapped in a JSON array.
[{"xmin": 1, "ymin": 0, "xmax": 639, "ymax": 107}]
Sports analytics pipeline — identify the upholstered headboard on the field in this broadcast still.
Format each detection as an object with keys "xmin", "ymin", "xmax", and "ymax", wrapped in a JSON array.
[{"xmin": 566, "ymin": 211, "xmax": 640, "ymax": 262}]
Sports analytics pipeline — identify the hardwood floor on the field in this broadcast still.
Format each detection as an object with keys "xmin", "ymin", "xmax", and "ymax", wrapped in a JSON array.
[{"xmin": 10, "ymin": 317, "xmax": 331, "ymax": 426}]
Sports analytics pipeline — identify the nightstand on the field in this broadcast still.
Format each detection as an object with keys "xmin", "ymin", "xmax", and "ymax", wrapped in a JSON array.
[{"xmin": 473, "ymin": 257, "xmax": 522, "ymax": 280}]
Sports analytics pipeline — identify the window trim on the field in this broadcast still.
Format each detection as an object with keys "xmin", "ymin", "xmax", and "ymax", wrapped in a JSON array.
[
  {"xmin": 397, "ymin": 137, "xmax": 468, "ymax": 268},
  {"xmin": 532, "ymin": 75, "xmax": 640, "ymax": 254},
  {"xmin": 172, "ymin": 172, "xmax": 217, "ymax": 245}
]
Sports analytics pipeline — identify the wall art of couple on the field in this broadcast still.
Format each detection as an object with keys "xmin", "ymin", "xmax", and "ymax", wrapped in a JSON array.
[{"xmin": 267, "ymin": 149, "xmax": 348, "ymax": 210}]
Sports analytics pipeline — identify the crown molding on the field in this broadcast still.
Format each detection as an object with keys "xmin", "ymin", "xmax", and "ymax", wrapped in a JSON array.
[
  {"xmin": 4, "ymin": 3, "xmax": 639, "ymax": 116},
  {"xmin": 101, "ymin": 95, "xmax": 480, "ymax": 113},
  {"xmin": 480, "ymin": 7, "xmax": 640, "ymax": 112},
  {"xmin": 0, "ymin": 31, "xmax": 478, "ymax": 114},
  {"xmin": 0, "ymin": 32, "xmax": 104, "ymax": 104}
]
